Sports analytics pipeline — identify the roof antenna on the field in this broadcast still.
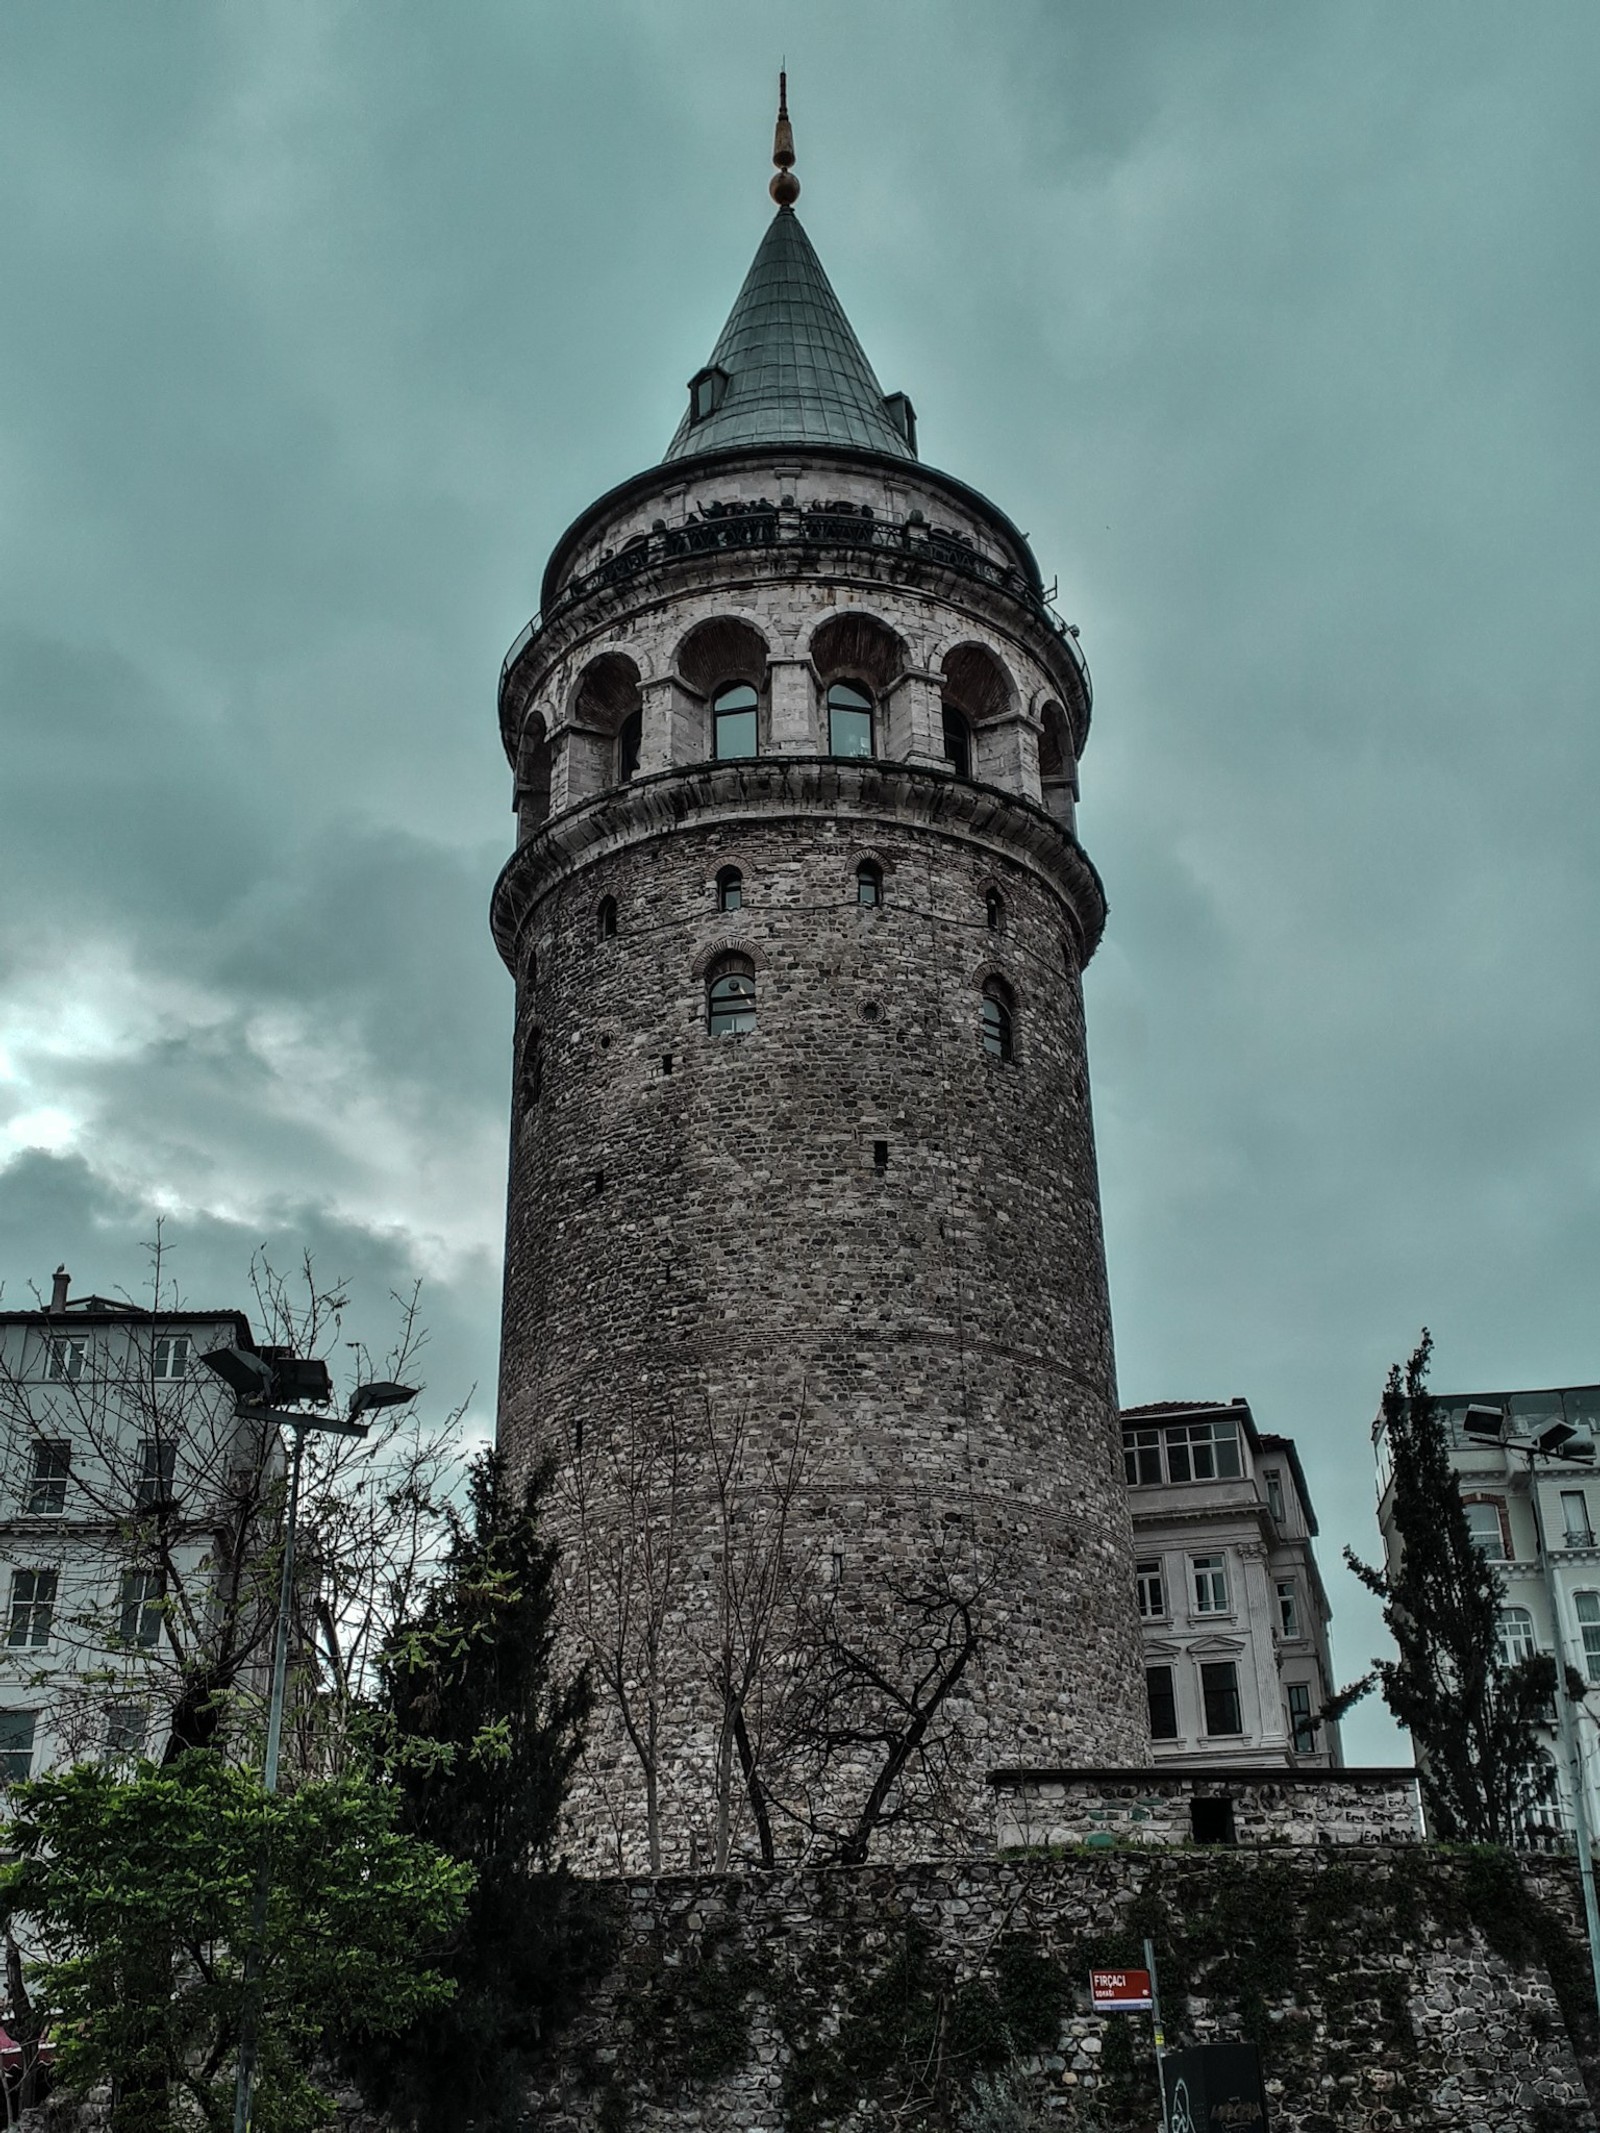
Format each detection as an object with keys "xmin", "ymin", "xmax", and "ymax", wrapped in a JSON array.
[{"xmin": 770, "ymin": 68, "xmax": 799, "ymax": 208}]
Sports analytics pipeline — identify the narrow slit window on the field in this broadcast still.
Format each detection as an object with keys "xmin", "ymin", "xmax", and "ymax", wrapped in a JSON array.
[
  {"xmin": 712, "ymin": 682, "xmax": 759, "ymax": 761},
  {"xmin": 616, "ymin": 709, "xmax": 642, "ymax": 783},
  {"xmin": 980, "ymin": 978, "xmax": 1014, "ymax": 1062},
  {"xmin": 856, "ymin": 860, "xmax": 883, "ymax": 906},
  {"xmin": 985, "ymin": 888, "xmax": 1006, "ymax": 934},
  {"xmin": 942, "ymin": 706, "xmax": 972, "ymax": 780},
  {"xmin": 597, "ymin": 896, "xmax": 618, "ymax": 940},
  {"xmin": 716, "ymin": 866, "xmax": 743, "ymax": 913}
]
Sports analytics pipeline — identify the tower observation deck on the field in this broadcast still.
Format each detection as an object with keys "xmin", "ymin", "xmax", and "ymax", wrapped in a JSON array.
[{"xmin": 491, "ymin": 90, "xmax": 1149, "ymax": 1872}]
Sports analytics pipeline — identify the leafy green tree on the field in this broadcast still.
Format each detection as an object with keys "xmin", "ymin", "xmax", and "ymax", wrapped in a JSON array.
[
  {"xmin": 349, "ymin": 1448, "xmax": 610, "ymax": 2131},
  {"xmin": 0, "ymin": 1752, "xmax": 470, "ymax": 2133},
  {"xmin": 1333, "ymin": 1330, "xmax": 1562, "ymax": 1843}
]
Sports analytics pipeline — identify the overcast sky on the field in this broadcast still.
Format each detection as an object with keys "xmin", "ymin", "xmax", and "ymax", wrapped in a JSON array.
[{"xmin": 3, "ymin": 2, "xmax": 1597, "ymax": 1763}]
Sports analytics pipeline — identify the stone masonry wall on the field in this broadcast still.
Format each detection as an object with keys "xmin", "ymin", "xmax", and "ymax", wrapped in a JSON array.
[
  {"xmin": 524, "ymin": 1850, "xmax": 1600, "ymax": 2132},
  {"xmin": 991, "ymin": 1767, "xmax": 1423, "ymax": 1851}
]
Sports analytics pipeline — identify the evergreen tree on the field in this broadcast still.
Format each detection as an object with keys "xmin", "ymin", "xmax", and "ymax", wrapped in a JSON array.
[
  {"xmin": 1334, "ymin": 1330, "xmax": 1562, "ymax": 1843},
  {"xmin": 349, "ymin": 1449, "xmax": 610, "ymax": 2131}
]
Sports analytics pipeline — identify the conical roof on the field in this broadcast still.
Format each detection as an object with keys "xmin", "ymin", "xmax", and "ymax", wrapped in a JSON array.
[{"xmin": 663, "ymin": 208, "xmax": 915, "ymax": 463}]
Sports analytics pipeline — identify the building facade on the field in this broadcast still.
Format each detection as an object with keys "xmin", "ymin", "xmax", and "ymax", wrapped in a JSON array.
[
  {"xmin": 0, "ymin": 1274, "xmax": 264, "ymax": 1784},
  {"xmin": 1122, "ymin": 1398, "xmax": 1343, "ymax": 1771},
  {"xmin": 1374, "ymin": 1380, "xmax": 1600, "ymax": 1845},
  {"xmin": 492, "ymin": 100, "xmax": 1149, "ymax": 1871}
]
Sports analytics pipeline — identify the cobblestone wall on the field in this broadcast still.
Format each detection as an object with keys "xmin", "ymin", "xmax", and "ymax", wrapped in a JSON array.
[{"xmin": 521, "ymin": 1850, "xmax": 1598, "ymax": 2132}]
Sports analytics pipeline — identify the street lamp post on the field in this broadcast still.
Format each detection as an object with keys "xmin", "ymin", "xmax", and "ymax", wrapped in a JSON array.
[
  {"xmin": 1461, "ymin": 1404, "xmax": 1600, "ymax": 2017},
  {"xmin": 199, "ymin": 1348, "xmax": 417, "ymax": 2133}
]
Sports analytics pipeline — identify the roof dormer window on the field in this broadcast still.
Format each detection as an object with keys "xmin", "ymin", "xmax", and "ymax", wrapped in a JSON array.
[
  {"xmin": 882, "ymin": 392, "xmax": 917, "ymax": 455},
  {"xmin": 689, "ymin": 367, "xmax": 729, "ymax": 425}
]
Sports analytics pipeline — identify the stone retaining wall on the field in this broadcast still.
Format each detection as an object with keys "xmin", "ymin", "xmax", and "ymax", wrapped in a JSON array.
[
  {"xmin": 989, "ymin": 1766, "xmax": 1422, "ymax": 1852},
  {"xmin": 524, "ymin": 1848, "xmax": 1598, "ymax": 2132}
]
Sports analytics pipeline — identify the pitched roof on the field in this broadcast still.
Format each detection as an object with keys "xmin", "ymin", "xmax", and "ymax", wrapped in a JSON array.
[{"xmin": 663, "ymin": 208, "xmax": 914, "ymax": 464}]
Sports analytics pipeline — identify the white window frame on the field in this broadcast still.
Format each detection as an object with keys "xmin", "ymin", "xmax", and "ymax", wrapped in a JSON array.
[
  {"xmin": 152, "ymin": 1334, "xmax": 192, "ymax": 1381},
  {"xmin": 1191, "ymin": 1554, "xmax": 1229, "ymax": 1615},
  {"xmin": 24, "ymin": 1438, "xmax": 71, "ymax": 1515},
  {"xmin": 1561, "ymin": 1490, "xmax": 1595, "ymax": 1547},
  {"xmin": 1264, "ymin": 1469, "xmax": 1286, "ymax": 1524},
  {"xmin": 1575, "ymin": 1592, "xmax": 1600, "ymax": 1685},
  {"xmin": 7, "ymin": 1568, "xmax": 58, "ymax": 1649},
  {"xmin": 1463, "ymin": 1499, "xmax": 1509, "ymax": 1561},
  {"xmin": 1136, "ymin": 1560, "xmax": 1166, "ymax": 1619},
  {"xmin": 45, "ymin": 1337, "xmax": 86, "ymax": 1383},
  {"xmin": 1275, "ymin": 1579, "xmax": 1301, "ymax": 1639},
  {"xmin": 1497, "ymin": 1605, "xmax": 1538, "ymax": 1668}
]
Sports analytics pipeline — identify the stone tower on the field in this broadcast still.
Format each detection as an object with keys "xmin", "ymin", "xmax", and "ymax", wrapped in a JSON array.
[{"xmin": 492, "ymin": 91, "xmax": 1149, "ymax": 1872}]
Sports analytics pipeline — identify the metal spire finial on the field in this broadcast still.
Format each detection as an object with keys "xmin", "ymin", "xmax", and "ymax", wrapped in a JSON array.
[{"xmin": 770, "ymin": 69, "xmax": 799, "ymax": 208}]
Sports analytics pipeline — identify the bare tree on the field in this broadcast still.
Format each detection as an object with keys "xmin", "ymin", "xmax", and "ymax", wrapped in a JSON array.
[
  {"xmin": 779, "ymin": 1537, "xmax": 994, "ymax": 1866},
  {"xmin": 0, "ymin": 1233, "xmax": 462, "ymax": 1776},
  {"xmin": 555, "ymin": 1398, "xmax": 689, "ymax": 1872}
]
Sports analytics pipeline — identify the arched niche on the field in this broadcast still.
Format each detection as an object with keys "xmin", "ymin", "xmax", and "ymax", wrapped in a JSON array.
[
  {"xmin": 517, "ymin": 710, "xmax": 554, "ymax": 835},
  {"xmin": 568, "ymin": 652, "xmax": 643, "ymax": 802},
  {"xmin": 809, "ymin": 612, "xmax": 907, "ymax": 760},
  {"xmin": 941, "ymin": 642, "xmax": 1021, "ymax": 790},
  {"xmin": 1036, "ymin": 698, "xmax": 1077, "ymax": 833},
  {"xmin": 674, "ymin": 618, "xmax": 771, "ymax": 760}
]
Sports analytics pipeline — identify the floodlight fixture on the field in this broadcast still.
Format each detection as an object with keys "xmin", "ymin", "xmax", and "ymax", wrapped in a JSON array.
[
  {"xmin": 200, "ymin": 1346, "xmax": 275, "ymax": 1400},
  {"xmin": 1534, "ymin": 1419, "xmax": 1578, "ymax": 1456},
  {"xmin": 348, "ymin": 1379, "xmax": 421, "ymax": 1418},
  {"xmin": 1460, "ymin": 1404, "xmax": 1505, "ymax": 1443}
]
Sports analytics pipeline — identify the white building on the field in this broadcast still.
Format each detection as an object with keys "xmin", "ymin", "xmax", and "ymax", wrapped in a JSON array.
[
  {"xmin": 0, "ymin": 1273, "xmax": 269, "ymax": 1785},
  {"xmin": 1121, "ymin": 1398, "xmax": 1343, "ymax": 1771},
  {"xmin": 1374, "ymin": 1380, "xmax": 1600, "ymax": 1846}
]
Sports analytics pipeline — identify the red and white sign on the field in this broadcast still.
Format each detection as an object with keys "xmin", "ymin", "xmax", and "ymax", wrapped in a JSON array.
[{"xmin": 1089, "ymin": 1968, "xmax": 1153, "ymax": 2012}]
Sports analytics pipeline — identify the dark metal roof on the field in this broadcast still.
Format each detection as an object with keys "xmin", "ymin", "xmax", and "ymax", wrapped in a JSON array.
[{"xmin": 663, "ymin": 208, "xmax": 914, "ymax": 464}]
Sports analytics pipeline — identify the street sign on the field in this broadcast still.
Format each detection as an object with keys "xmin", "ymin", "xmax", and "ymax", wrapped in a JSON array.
[{"xmin": 1089, "ymin": 1967, "xmax": 1154, "ymax": 2012}]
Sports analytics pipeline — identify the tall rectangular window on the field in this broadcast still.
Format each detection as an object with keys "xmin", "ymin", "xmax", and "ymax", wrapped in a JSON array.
[
  {"xmin": 0, "ymin": 1710, "xmax": 36, "ymax": 1782},
  {"xmin": 1562, "ymin": 1491, "xmax": 1594, "ymax": 1547},
  {"xmin": 1464, "ymin": 1501, "xmax": 1508, "ymax": 1561},
  {"xmin": 1191, "ymin": 1555, "xmax": 1229, "ymax": 1615},
  {"xmin": 45, "ymin": 1338, "xmax": 85, "ymax": 1383},
  {"xmin": 1122, "ymin": 1428, "xmax": 1162, "ymax": 1485},
  {"xmin": 25, "ymin": 1439, "xmax": 71, "ymax": 1515},
  {"xmin": 136, "ymin": 1438, "xmax": 177, "ymax": 1511},
  {"xmin": 1275, "ymin": 1580, "xmax": 1301, "ymax": 1638},
  {"xmin": 1200, "ymin": 1661, "xmax": 1242, "ymax": 1736},
  {"xmin": 105, "ymin": 1704, "xmax": 148, "ymax": 1758},
  {"xmin": 1264, "ymin": 1470, "xmax": 1286, "ymax": 1523},
  {"xmin": 7, "ymin": 1569, "xmax": 58, "ymax": 1649},
  {"xmin": 1136, "ymin": 1560, "xmax": 1165, "ymax": 1619},
  {"xmin": 1286, "ymin": 1682, "xmax": 1318, "ymax": 1755},
  {"xmin": 1146, "ymin": 1665, "xmax": 1179, "ymax": 1740},
  {"xmin": 119, "ymin": 1572, "xmax": 163, "ymax": 1649},
  {"xmin": 1576, "ymin": 1593, "xmax": 1600, "ymax": 1685},
  {"xmin": 152, "ymin": 1335, "xmax": 191, "ymax": 1380}
]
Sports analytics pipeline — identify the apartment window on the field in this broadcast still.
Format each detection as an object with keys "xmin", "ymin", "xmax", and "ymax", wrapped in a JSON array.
[
  {"xmin": 1275, "ymin": 1580, "xmax": 1301, "ymax": 1639},
  {"xmin": 136, "ymin": 1438, "xmax": 177, "ymax": 1512},
  {"xmin": 1497, "ymin": 1606, "xmax": 1538, "ymax": 1668},
  {"xmin": 1191, "ymin": 1555, "xmax": 1229, "ymax": 1615},
  {"xmin": 105, "ymin": 1703, "xmax": 147, "ymax": 1758},
  {"xmin": 119, "ymin": 1571, "xmax": 163, "ymax": 1649},
  {"xmin": 1146, "ymin": 1665, "xmax": 1178, "ymax": 1741},
  {"xmin": 1264, "ymin": 1469, "xmax": 1286, "ymax": 1523},
  {"xmin": 152, "ymin": 1335, "xmax": 192, "ymax": 1381},
  {"xmin": 1286, "ymin": 1682, "xmax": 1319, "ymax": 1755},
  {"xmin": 46, "ymin": 1338, "xmax": 86, "ymax": 1383},
  {"xmin": 7, "ymin": 1569, "xmax": 58, "ymax": 1649},
  {"xmin": 1200, "ymin": 1660, "xmax": 1242, "ymax": 1736},
  {"xmin": 25, "ymin": 1440, "xmax": 71, "ymax": 1514},
  {"xmin": 1575, "ymin": 1593, "xmax": 1600, "ymax": 1685},
  {"xmin": 1464, "ymin": 1500, "xmax": 1509, "ymax": 1561},
  {"xmin": 1121, "ymin": 1416, "xmax": 1243, "ymax": 1486},
  {"xmin": 1136, "ymin": 1560, "xmax": 1165, "ymax": 1619},
  {"xmin": 0, "ymin": 1711, "xmax": 36, "ymax": 1783},
  {"xmin": 1562, "ymin": 1491, "xmax": 1595, "ymax": 1547}
]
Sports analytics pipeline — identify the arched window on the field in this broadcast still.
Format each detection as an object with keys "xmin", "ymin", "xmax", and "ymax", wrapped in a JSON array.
[
  {"xmin": 942, "ymin": 706, "xmax": 972, "ymax": 780},
  {"xmin": 856, "ymin": 860, "xmax": 883, "ymax": 907},
  {"xmin": 716, "ymin": 866, "xmax": 743, "ymax": 913},
  {"xmin": 985, "ymin": 888, "xmax": 1006, "ymax": 935},
  {"xmin": 980, "ymin": 977, "xmax": 1014, "ymax": 1062},
  {"xmin": 616, "ymin": 709, "xmax": 642, "ymax": 783},
  {"xmin": 707, "ymin": 955, "xmax": 756, "ymax": 1037},
  {"xmin": 1497, "ymin": 1606, "xmax": 1538, "ymax": 1668},
  {"xmin": 827, "ymin": 680, "xmax": 874, "ymax": 758},
  {"xmin": 597, "ymin": 896, "xmax": 618, "ymax": 940},
  {"xmin": 712, "ymin": 682, "xmax": 759, "ymax": 761}
]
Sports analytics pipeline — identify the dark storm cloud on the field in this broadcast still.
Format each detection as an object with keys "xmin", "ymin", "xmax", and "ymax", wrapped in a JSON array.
[{"xmin": 2, "ymin": 1, "xmax": 1597, "ymax": 1759}]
